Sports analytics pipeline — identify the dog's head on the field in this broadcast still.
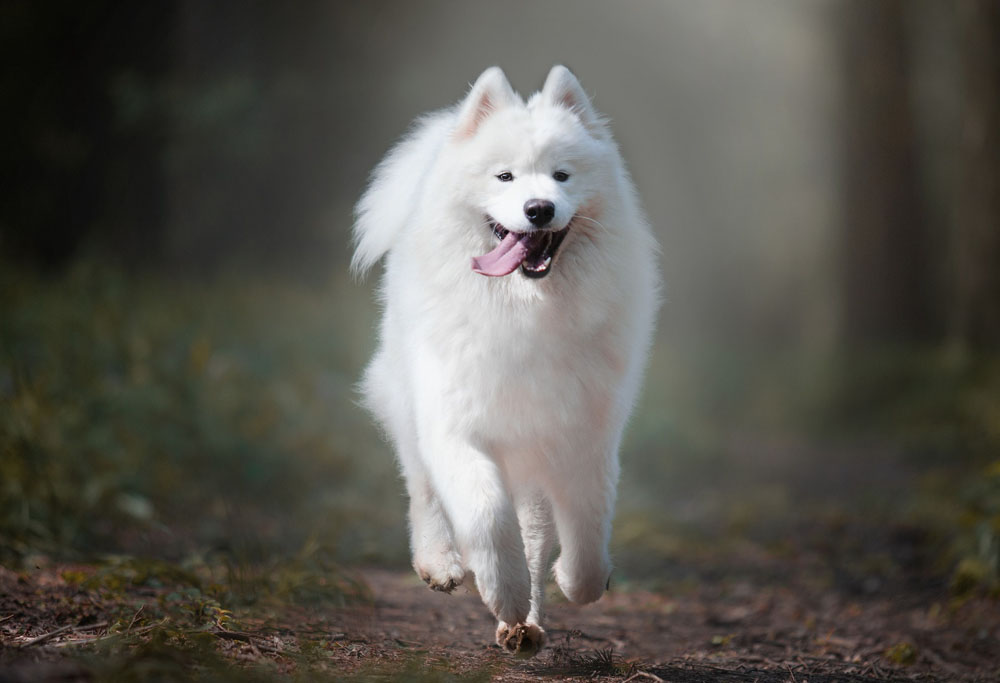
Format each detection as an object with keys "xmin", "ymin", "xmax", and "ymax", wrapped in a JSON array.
[{"xmin": 449, "ymin": 66, "xmax": 614, "ymax": 279}]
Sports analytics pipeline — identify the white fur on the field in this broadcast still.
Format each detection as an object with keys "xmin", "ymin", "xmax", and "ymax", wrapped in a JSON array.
[{"xmin": 353, "ymin": 66, "xmax": 658, "ymax": 653}]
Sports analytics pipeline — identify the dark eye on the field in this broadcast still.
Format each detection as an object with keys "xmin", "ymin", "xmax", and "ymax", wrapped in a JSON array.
[
  {"xmin": 553, "ymin": 171, "xmax": 570, "ymax": 182},
  {"xmin": 496, "ymin": 172, "xmax": 514, "ymax": 182}
]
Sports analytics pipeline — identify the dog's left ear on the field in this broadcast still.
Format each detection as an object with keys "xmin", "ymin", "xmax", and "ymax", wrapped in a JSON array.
[{"xmin": 541, "ymin": 65, "xmax": 605, "ymax": 135}]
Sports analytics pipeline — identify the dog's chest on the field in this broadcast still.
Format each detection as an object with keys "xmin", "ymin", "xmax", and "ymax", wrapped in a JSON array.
[{"xmin": 425, "ymin": 287, "xmax": 623, "ymax": 445}]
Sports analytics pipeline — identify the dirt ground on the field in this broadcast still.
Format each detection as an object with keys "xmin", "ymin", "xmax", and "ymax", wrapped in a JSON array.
[{"xmin": 1, "ymin": 562, "xmax": 997, "ymax": 682}]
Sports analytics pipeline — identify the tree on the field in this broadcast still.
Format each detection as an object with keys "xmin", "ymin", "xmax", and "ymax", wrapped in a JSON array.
[
  {"xmin": 837, "ymin": 0, "xmax": 935, "ymax": 346},
  {"xmin": 953, "ymin": 0, "xmax": 1000, "ymax": 347}
]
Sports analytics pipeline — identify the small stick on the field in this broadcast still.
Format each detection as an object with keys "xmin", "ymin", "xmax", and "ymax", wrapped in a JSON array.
[
  {"xmin": 211, "ymin": 630, "xmax": 283, "ymax": 654},
  {"xmin": 0, "ymin": 614, "xmax": 14, "ymax": 624},
  {"xmin": 622, "ymin": 672, "xmax": 665, "ymax": 683},
  {"xmin": 126, "ymin": 605, "xmax": 145, "ymax": 635},
  {"xmin": 20, "ymin": 624, "xmax": 74, "ymax": 648},
  {"xmin": 20, "ymin": 621, "xmax": 110, "ymax": 648},
  {"xmin": 50, "ymin": 620, "xmax": 161, "ymax": 648}
]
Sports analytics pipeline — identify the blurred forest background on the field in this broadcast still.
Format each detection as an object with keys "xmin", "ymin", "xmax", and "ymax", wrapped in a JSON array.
[{"xmin": 2, "ymin": 0, "xmax": 999, "ymax": 602}]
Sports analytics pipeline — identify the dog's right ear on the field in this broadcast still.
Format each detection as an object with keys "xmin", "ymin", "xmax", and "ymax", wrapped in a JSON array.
[{"xmin": 454, "ymin": 67, "xmax": 519, "ymax": 139}]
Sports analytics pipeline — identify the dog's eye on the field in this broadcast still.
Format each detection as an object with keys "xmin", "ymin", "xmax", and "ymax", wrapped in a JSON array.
[
  {"xmin": 496, "ymin": 172, "xmax": 514, "ymax": 182},
  {"xmin": 553, "ymin": 171, "xmax": 570, "ymax": 182}
]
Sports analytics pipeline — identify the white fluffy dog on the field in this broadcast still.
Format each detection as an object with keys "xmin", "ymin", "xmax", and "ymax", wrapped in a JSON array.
[{"xmin": 353, "ymin": 66, "xmax": 658, "ymax": 656}]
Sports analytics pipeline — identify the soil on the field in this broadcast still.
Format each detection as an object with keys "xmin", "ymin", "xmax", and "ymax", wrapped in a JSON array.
[{"xmin": 1, "ymin": 562, "xmax": 997, "ymax": 682}]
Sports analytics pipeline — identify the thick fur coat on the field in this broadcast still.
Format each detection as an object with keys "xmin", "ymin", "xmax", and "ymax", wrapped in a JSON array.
[{"xmin": 353, "ymin": 66, "xmax": 658, "ymax": 656}]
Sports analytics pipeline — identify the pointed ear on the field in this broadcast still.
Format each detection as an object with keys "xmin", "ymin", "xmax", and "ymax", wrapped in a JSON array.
[
  {"xmin": 454, "ymin": 67, "xmax": 520, "ymax": 139},
  {"xmin": 540, "ymin": 65, "xmax": 604, "ymax": 134}
]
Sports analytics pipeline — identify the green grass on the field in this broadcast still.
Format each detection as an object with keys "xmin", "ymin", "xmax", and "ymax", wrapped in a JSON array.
[
  {"xmin": 1, "ymin": 257, "xmax": 998, "ymax": 591},
  {"xmin": 0, "ymin": 259, "xmax": 404, "ymax": 567}
]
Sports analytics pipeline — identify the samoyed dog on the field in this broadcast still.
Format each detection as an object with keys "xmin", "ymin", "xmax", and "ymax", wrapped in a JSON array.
[{"xmin": 353, "ymin": 66, "xmax": 658, "ymax": 656}]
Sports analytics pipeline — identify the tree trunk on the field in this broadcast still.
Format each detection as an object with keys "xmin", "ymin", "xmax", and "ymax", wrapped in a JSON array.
[
  {"xmin": 838, "ymin": 0, "xmax": 933, "ymax": 345},
  {"xmin": 953, "ymin": 0, "xmax": 1000, "ymax": 348}
]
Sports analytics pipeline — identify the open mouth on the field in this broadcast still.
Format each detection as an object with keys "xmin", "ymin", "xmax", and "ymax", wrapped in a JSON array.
[{"xmin": 472, "ymin": 219, "xmax": 570, "ymax": 279}]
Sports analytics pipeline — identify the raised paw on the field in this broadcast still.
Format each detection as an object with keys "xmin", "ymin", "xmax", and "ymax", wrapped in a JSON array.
[
  {"xmin": 414, "ymin": 551, "xmax": 466, "ymax": 593},
  {"xmin": 495, "ymin": 621, "xmax": 545, "ymax": 657},
  {"xmin": 553, "ymin": 554, "xmax": 610, "ymax": 605}
]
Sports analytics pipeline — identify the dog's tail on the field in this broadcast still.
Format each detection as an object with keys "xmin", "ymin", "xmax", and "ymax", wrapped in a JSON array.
[{"xmin": 351, "ymin": 111, "xmax": 453, "ymax": 277}]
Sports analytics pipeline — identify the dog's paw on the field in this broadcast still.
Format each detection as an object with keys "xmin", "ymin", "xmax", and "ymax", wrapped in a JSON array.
[
  {"xmin": 553, "ymin": 554, "xmax": 610, "ymax": 605},
  {"xmin": 495, "ymin": 621, "xmax": 545, "ymax": 657},
  {"xmin": 413, "ymin": 551, "xmax": 465, "ymax": 593}
]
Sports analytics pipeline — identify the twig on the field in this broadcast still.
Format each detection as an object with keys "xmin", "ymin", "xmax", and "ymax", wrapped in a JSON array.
[
  {"xmin": 19, "ymin": 624, "xmax": 75, "ymax": 648},
  {"xmin": 785, "ymin": 662, "xmax": 798, "ymax": 683},
  {"xmin": 50, "ymin": 619, "xmax": 164, "ymax": 648},
  {"xmin": 20, "ymin": 621, "xmax": 110, "ymax": 648},
  {"xmin": 126, "ymin": 604, "xmax": 145, "ymax": 635},
  {"xmin": 119, "ymin": 621, "xmax": 160, "ymax": 637},
  {"xmin": 212, "ymin": 629, "xmax": 263, "ymax": 656},
  {"xmin": 622, "ymin": 672, "xmax": 665, "ymax": 683},
  {"xmin": 0, "ymin": 614, "xmax": 14, "ymax": 624},
  {"xmin": 210, "ymin": 629, "xmax": 284, "ymax": 655},
  {"xmin": 394, "ymin": 637, "xmax": 423, "ymax": 647}
]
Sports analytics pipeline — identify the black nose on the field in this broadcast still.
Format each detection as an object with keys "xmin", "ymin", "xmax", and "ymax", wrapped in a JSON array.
[{"xmin": 524, "ymin": 199, "xmax": 555, "ymax": 227}]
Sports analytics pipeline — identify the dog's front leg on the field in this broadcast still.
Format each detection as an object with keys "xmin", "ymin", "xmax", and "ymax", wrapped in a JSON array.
[
  {"xmin": 422, "ymin": 436, "xmax": 532, "ymax": 631},
  {"xmin": 403, "ymin": 460, "xmax": 465, "ymax": 593}
]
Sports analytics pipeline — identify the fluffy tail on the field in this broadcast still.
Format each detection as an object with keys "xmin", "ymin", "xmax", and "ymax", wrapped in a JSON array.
[{"xmin": 351, "ymin": 111, "xmax": 454, "ymax": 276}]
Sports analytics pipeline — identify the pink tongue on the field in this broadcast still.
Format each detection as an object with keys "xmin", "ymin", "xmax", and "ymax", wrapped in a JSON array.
[{"xmin": 471, "ymin": 232, "xmax": 530, "ymax": 277}]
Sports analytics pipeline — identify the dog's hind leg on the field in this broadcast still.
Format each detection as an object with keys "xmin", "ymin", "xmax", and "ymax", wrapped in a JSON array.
[
  {"xmin": 549, "ymin": 460, "xmax": 615, "ymax": 606},
  {"xmin": 517, "ymin": 491, "xmax": 554, "ymax": 626}
]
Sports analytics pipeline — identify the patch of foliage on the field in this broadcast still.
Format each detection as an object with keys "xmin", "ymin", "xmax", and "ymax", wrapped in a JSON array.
[
  {"xmin": 828, "ymin": 348, "xmax": 1000, "ymax": 593},
  {"xmin": 0, "ymin": 260, "xmax": 405, "ymax": 567},
  {"xmin": 950, "ymin": 459, "xmax": 1000, "ymax": 596},
  {"xmin": 11, "ymin": 551, "xmax": 375, "ymax": 681},
  {"xmin": 3, "ymin": 256, "xmax": 998, "ymax": 598}
]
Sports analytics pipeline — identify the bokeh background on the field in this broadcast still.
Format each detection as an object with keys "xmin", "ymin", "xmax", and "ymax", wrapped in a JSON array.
[{"xmin": 2, "ymin": 0, "xmax": 998, "ymax": 595}]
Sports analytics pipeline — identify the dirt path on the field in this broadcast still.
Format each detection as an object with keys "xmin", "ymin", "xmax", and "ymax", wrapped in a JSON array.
[
  {"xmin": 355, "ymin": 569, "xmax": 998, "ymax": 682},
  {"xmin": 1, "ymin": 565, "xmax": 997, "ymax": 681}
]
